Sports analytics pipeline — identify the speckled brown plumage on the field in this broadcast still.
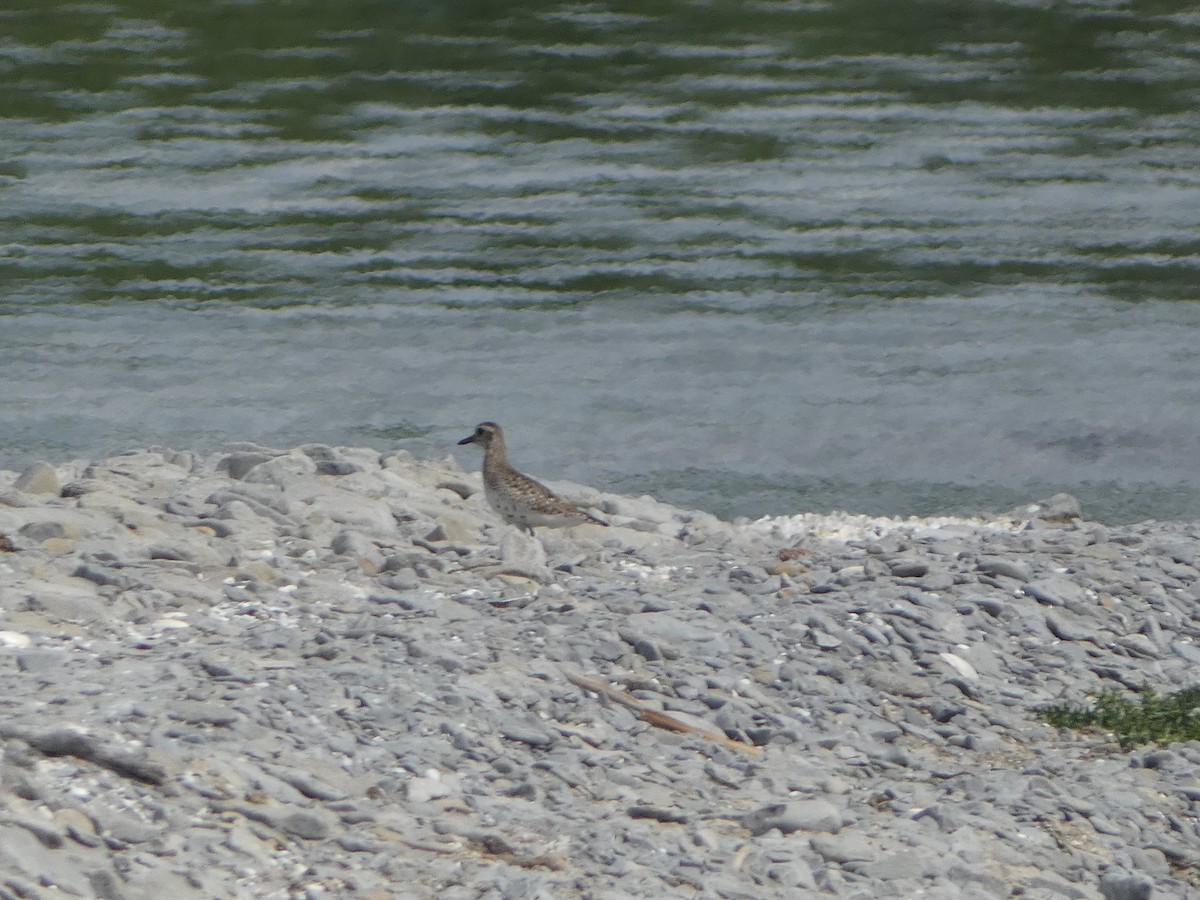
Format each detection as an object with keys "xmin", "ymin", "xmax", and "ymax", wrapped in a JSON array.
[{"xmin": 457, "ymin": 422, "xmax": 608, "ymax": 534}]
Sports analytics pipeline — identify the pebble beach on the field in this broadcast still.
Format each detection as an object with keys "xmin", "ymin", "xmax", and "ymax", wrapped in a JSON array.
[{"xmin": 0, "ymin": 443, "xmax": 1197, "ymax": 900}]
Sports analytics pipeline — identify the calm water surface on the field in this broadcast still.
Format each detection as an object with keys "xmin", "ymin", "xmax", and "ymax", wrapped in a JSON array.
[{"xmin": 3, "ymin": 0, "xmax": 1200, "ymax": 522}]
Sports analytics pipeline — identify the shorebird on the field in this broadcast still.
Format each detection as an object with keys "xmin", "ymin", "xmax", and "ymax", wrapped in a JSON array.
[{"xmin": 457, "ymin": 422, "xmax": 609, "ymax": 534}]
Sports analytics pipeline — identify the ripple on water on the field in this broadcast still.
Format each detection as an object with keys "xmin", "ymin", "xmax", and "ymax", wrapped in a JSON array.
[{"xmin": 2, "ymin": 0, "xmax": 1200, "ymax": 522}]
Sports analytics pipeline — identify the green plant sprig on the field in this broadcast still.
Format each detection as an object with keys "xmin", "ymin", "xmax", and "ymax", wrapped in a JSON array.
[{"xmin": 1037, "ymin": 686, "xmax": 1200, "ymax": 747}]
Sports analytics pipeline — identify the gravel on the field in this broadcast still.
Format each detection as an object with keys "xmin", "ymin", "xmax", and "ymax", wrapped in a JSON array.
[{"xmin": 0, "ymin": 446, "xmax": 1196, "ymax": 898}]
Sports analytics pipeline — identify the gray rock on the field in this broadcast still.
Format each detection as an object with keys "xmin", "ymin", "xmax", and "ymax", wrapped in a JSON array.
[
  {"xmin": 889, "ymin": 560, "xmax": 928, "ymax": 578},
  {"xmin": 1151, "ymin": 541, "xmax": 1197, "ymax": 567},
  {"xmin": 1099, "ymin": 875, "xmax": 1152, "ymax": 900},
  {"xmin": 369, "ymin": 592, "xmax": 443, "ymax": 616},
  {"xmin": 17, "ymin": 519, "xmax": 72, "ymax": 542},
  {"xmin": 5, "ymin": 814, "xmax": 64, "ymax": 849},
  {"xmin": 13, "ymin": 462, "xmax": 59, "ymax": 494},
  {"xmin": 1023, "ymin": 577, "xmax": 1089, "ymax": 609},
  {"xmin": 16, "ymin": 651, "xmax": 68, "ymax": 674},
  {"xmin": 199, "ymin": 658, "xmax": 235, "ymax": 678},
  {"xmin": 72, "ymin": 563, "xmax": 133, "ymax": 589},
  {"xmin": 971, "ymin": 596, "xmax": 1006, "ymax": 617},
  {"xmin": 914, "ymin": 567, "xmax": 955, "ymax": 591},
  {"xmin": 167, "ymin": 701, "xmax": 240, "ymax": 726},
  {"xmin": 1011, "ymin": 492, "xmax": 1083, "ymax": 522},
  {"xmin": 742, "ymin": 800, "xmax": 842, "ymax": 836},
  {"xmin": 262, "ymin": 764, "xmax": 349, "ymax": 802},
  {"xmin": 98, "ymin": 812, "xmax": 162, "ymax": 844},
  {"xmin": 862, "ymin": 850, "xmax": 931, "ymax": 880},
  {"xmin": 809, "ymin": 831, "xmax": 874, "ymax": 863},
  {"xmin": 279, "ymin": 810, "xmax": 334, "ymax": 841},
  {"xmin": 300, "ymin": 444, "xmax": 360, "ymax": 476},
  {"xmin": 865, "ymin": 669, "xmax": 930, "ymax": 699},
  {"xmin": 2, "ymin": 444, "xmax": 1200, "ymax": 899},
  {"xmin": 380, "ymin": 566, "xmax": 421, "ymax": 591},
  {"xmin": 87, "ymin": 869, "xmax": 126, "ymax": 900},
  {"xmin": 500, "ymin": 724, "xmax": 556, "ymax": 749},
  {"xmin": 627, "ymin": 611, "xmax": 724, "ymax": 647},
  {"xmin": 437, "ymin": 479, "xmax": 476, "ymax": 500},
  {"xmin": 1170, "ymin": 640, "xmax": 1200, "ymax": 664},
  {"xmin": 242, "ymin": 453, "xmax": 319, "ymax": 484},
  {"xmin": 976, "ymin": 558, "xmax": 1034, "ymax": 582},
  {"xmin": 1046, "ymin": 613, "xmax": 1093, "ymax": 642},
  {"xmin": 216, "ymin": 451, "xmax": 275, "ymax": 480},
  {"xmin": 497, "ymin": 530, "xmax": 550, "ymax": 581},
  {"xmin": 631, "ymin": 638, "xmax": 661, "ymax": 661},
  {"xmin": 810, "ymin": 629, "xmax": 843, "ymax": 650},
  {"xmin": 26, "ymin": 583, "xmax": 107, "ymax": 623},
  {"xmin": 330, "ymin": 530, "xmax": 383, "ymax": 568},
  {"xmin": 0, "ymin": 824, "xmax": 89, "ymax": 894}
]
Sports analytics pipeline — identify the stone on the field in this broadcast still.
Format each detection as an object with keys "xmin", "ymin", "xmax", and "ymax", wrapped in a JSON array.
[
  {"xmin": 809, "ymin": 832, "xmax": 875, "ymax": 864},
  {"xmin": 1046, "ymin": 613, "xmax": 1093, "ymax": 642},
  {"xmin": 330, "ymin": 530, "xmax": 383, "ymax": 567},
  {"xmin": 279, "ymin": 810, "xmax": 334, "ymax": 841},
  {"xmin": 500, "ymin": 725, "xmax": 556, "ymax": 749},
  {"xmin": 216, "ymin": 452, "xmax": 275, "ymax": 480},
  {"xmin": 889, "ymin": 560, "xmax": 928, "ymax": 578},
  {"xmin": 742, "ymin": 800, "xmax": 842, "ymax": 836},
  {"xmin": 167, "ymin": 701, "xmax": 240, "ymax": 726},
  {"xmin": 862, "ymin": 850, "xmax": 930, "ymax": 880},
  {"xmin": 1011, "ymin": 493, "xmax": 1083, "ymax": 522},
  {"xmin": 301, "ymin": 444, "xmax": 361, "ymax": 476},
  {"xmin": 13, "ymin": 462, "xmax": 59, "ymax": 494},
  {"xmin": 1097, "ymin": 873, "xmax": 1152, "ymax": 900},
  {"xmin": 72, "ymin": 563, "xmax": 133, "ymax": 589},
  {"xmin": 26, "ymin": 584, "xmax": 107, "ymax": 623},
  {"xmin": 1023, "ymin": 577, "xmax": 1089, "ymax": 609},
  {"xmin": 0, "ymin": 824, "xmax": 90, "ymax": 894},
  {"xmin": 976, "ymin": 558, "xmax": 1035, "ymax": 582},
  {"xmin": 242, "ymin": 453, "xmax": 319, "ymax": 485},
  {"xmin": 407, "ymin": 771, "xmax": 460, "ymax": 803},
  {"xmin": 0, "ymin": 443, "xmax": 1197, "ymax": 899},
  {"xmin": 18, "ymin": 519, "xmax": 77, "ymax": 542},
  {"xmin": 16, "ymin": 650, "xmax": 68, "ymax": 674},
  {"xmin": 937, "ymin": 652, "xmax": 978, "ymax": 679}
]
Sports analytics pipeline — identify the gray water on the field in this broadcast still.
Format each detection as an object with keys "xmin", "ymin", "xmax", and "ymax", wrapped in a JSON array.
[{"xmin": 3, "ymin": 0, "xmax": 1200, "ymax": 522}]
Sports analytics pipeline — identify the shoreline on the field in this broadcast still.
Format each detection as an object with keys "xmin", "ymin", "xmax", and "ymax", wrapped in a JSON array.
[{"xmin": 0, "ymin": 444, "xmax": 1197, "ymax": 898}]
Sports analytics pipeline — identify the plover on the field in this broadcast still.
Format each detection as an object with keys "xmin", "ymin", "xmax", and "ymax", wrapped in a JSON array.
[{"xmin": 457, "ymin": 421, "xmax": 609, "ymax": 534}]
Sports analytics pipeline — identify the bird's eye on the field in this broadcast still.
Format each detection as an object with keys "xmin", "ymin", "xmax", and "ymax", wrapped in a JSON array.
[{"xmin": 476, "ymin": 427, "xmax": 485, "ymax": 435}]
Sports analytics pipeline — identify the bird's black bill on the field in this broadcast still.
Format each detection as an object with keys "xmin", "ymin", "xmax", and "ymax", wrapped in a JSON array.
[{"xmin": 457, "ymin": 435, "xmax": 476, "ymax": 445}]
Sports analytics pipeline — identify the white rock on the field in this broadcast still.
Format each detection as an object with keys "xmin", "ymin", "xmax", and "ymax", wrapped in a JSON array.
[{"xmin": 938, "ymin": 651, "xmax": 979, "ymax": 680}]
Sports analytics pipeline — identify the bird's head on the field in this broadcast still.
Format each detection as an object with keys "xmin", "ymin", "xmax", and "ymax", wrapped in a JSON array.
[{"xmin": 458, "ymin": 421, "xmax": 502, "ymax": 449}]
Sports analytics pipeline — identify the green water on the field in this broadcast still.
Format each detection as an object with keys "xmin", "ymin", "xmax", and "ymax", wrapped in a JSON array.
[{"xmin": 2, "ymin": 0, "xmax": 1200, "ymax": 523}]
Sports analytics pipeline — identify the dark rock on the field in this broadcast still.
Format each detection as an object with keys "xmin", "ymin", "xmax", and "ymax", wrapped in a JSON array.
[
  {"xmin": 889, "ymin": 560, "xmax": 928, "ymax": 578},
  {"xmin": 216, "ymin": 452, "xmax": 275, "ymax": 480},
  {"xmin": 17, "ymin": 520, "xmax": 70, "ymax": 542},
  {"xmin": 742, "ymin": 801, "xmax": 841, "ymax": 836},
  {"xmin": 500, "ymin": 725, "xmax": 556, "ymax": 749},
  {"xmin": 1010, "ymin": 493, "xmax": 1083, "ymax": 522},
  {"xmin": 1023, "ymin": 577, "xmax": 1088, "ymax": 609},
  {"xmin": 976, "ymin": 558, "xmax": 1034, "ymax": 582},
  {"xmin": 279, "ymin": 810, "xmax": 333, "ymax": 841},
  {"xmin": 628, "ymin": 806, "xmax": 688, "ymax": 824},
  {"xmin": 1099, "ymin": 874, "xmax": 1152, "ymax": 900}
]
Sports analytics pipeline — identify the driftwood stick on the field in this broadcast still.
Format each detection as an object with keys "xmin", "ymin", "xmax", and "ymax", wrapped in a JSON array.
[{"xmin": 565, "ymin": 671, "xmax": 762, "ymax": 755}]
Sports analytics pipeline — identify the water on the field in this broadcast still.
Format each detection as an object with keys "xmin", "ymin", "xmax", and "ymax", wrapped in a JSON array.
[{"xmin": 3, "ymin": 0, "xmax": 1200, "ymax": 523}]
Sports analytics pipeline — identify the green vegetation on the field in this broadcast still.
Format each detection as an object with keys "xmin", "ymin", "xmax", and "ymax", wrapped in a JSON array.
[{"xmin": 1038, "ymin": 687, "xmax": 1200, "ymax": 747}]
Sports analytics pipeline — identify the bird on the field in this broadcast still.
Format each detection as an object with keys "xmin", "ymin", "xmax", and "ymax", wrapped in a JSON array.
[{"xmin": 457, "ymin": 422, "xmax": 609, "ymax": 534}]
